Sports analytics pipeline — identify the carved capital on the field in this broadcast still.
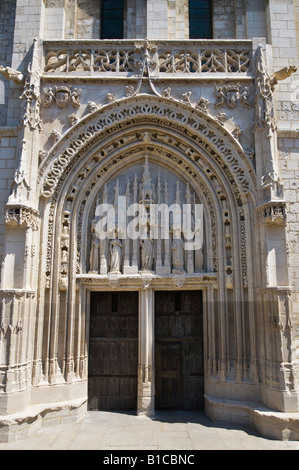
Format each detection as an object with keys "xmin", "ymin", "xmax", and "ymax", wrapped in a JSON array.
[
  {"xmin": 5, "ymin": 204, "xmax": 40, "ymax": 231},
  {"xmin": 256, "ymin": 202, "xmax": 286, "ymax": 226}
]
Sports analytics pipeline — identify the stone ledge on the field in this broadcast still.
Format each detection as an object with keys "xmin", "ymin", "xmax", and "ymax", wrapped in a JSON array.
[
  {"xmin": 205, "ymin": 394, "xmax": 299, "ymax": 441},
  {"xmin": 0, "ymin": 127, "xmax": 18, "ymax": 137},
  {"xmin": 0, "ymin": 397, "xmax": 87, "ymax": 443}
]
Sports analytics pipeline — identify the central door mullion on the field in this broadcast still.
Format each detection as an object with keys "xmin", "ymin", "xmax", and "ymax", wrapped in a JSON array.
[{"xmin": 137, "ymin": 285, "xmax": 155, "ymax": 416}]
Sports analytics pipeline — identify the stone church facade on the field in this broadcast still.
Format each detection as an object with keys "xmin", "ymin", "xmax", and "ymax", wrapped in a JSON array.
[{"xmin": 1, "ymin": 0, "xmax": 299, "ymax": 442}]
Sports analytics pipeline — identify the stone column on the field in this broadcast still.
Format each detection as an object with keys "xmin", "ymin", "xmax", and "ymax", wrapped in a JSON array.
[
  {"xmin": 137, "ymin": 280, "xmax": 155, "ymax": 415},
  {"xmin": 257, "ymin": 287, "xmax": 299, "ymax": 412}
]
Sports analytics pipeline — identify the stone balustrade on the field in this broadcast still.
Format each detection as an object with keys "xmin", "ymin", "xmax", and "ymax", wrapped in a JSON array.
[{"xmin": 42, "ymin": 39, "xmax": 253, "ymax": 77}]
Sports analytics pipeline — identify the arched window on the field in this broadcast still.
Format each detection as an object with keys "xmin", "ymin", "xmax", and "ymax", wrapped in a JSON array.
[
  {"xmin": 189, "ymin": 0, "xmax": 213, "ymax": 39},
  {"xmin": 100, "ymin": 0, "xmax": 124, "ymax": 39}
]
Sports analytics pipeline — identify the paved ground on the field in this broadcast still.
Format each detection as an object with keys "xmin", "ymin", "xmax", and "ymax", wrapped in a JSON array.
[{"xmin": 1, "ymin": 411, "xmax": 299, "ymax": 451}]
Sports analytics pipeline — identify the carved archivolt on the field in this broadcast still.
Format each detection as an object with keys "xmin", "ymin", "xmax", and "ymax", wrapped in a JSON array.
[{"xmin": 39, "ymin": 96, "xmax": 255, "ymax": 198}]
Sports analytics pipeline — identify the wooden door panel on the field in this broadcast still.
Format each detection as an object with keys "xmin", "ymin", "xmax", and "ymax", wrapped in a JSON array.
[
  {"xmin": 155, "ymin": 342, "xmax": 182, "ymax": 409},
  {"xmin": 88, "ymin": 292, "xmax": 138, "ymax": 411},
  {"xmin": 155, "ymin": 291, "xmax": 204, "ymax": 411}
]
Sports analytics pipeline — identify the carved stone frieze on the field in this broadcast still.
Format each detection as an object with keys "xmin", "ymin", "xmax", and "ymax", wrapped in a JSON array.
[
  {"xmin": 43, "ymin": 40, "xmax": 252, "ymax": 75},
  {"xmin": 84, "ymin": 157, "xmax": 203, "ymax": 278},
  {"xmin": 72, "ymin": 146, "xmax": 218, "ymax": 278},
  {"xmin": 239, "ymin": 210, "xmax": 248, "ymax": 288}
]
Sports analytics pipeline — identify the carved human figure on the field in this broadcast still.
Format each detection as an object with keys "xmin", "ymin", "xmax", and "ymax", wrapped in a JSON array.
[
  {"xmin": 140, "ymin": 238, "xmax": 154, "ymax": 271},
  {"xmin": 44, "ymin": 87, "xmax": 56, "ymax": 108},
  {"xmin": 89, "ymin": 219, "xmax": 99, "ymax": 272},
  {"xmin": 215, "ymin": 86, "xmax": 226, "ymax": 108},
  {"xmin": 240, "ymin": 87, "xmax": 251, "ymax": 109},
  {"xmin": 70, "ymin": 88, "xmax": 81, "ymax": 108},
  {"xmin": 171, "ymin": 230, "xmax": 185, "ymax": 273},
  {"xmin": 195, "ymin": 246, "xmax": 204, "ymax": 272},
  {"xmin": 61, "ymin": 225, "xmax": 70, "ymax": 249},
  {"xmin": 109, "ymin": 238, "xmax": 122, "ymax": 274}
]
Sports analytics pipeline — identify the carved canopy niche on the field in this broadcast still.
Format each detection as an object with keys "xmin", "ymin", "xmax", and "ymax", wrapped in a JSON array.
[{"xmin": 86, "ymin": 156, "xmax": 205, "ymax": 277}]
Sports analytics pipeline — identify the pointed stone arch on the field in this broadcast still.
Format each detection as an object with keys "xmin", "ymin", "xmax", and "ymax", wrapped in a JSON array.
[{"xmin": 33, "ymin": 94, "xmax": 260, "ymax": 416}]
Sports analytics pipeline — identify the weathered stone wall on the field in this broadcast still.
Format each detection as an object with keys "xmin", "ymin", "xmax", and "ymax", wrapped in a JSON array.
[
  {"xmin": 0, "ymin": 0, "xmax": 17, "ymax": 271},
  {"xmin": 268, "ymin": 0, "xmax": 299, "ymax": 355},
  {"xmin": 40, "ymin": 0, "xmax": 270, "ymax": 41},
  {"xmin": 213, "ymin": 0, "xmax": 235, "ymax": 39},
  {"xmin": 76, "ymin": 0, "xmax": 100, "ymax": 39},
  {"xmin": 279, "ymin": 137, "xmax": 299, "ymax": 356},
  {"xmin": 44, "ymin": 0, "xmax": 65, "ymax": 40},
  {"xmin": 0, "ymin": 0, "xmax": 17, "ymax": 126}
]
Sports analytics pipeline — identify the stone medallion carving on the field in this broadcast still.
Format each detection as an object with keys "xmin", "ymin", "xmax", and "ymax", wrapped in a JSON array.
[{"xmin": 43, "ymin": 86, "xmax": 81, "ymax": 109}]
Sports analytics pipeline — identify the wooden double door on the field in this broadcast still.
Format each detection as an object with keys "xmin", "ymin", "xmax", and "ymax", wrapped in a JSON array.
[
  {"xmin": 155, "ymin": 291, "xmax": 204, "ymax": 410},
  {"xmin": 88, "ymin": 290, "xmax": 204, "ymax": 412}
]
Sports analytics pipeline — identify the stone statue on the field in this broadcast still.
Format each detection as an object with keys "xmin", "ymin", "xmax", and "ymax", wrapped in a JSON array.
[
  {"xmin": 70, "ymin": 88, "xmax": 81, "ymax": 108},
  {"xmin": 61, "ymin": 225, "xmax": 70, "ymax": 249},
  {"xmin": 195, "ymin": 246, "xmax": 204, "ymax": 272},
  {"xmin": 171, "ymin": 231, "xmax": 185, "ymax": 273},
  {"xmin": 44, "ymin": 87, "xmax": 56, "ymax": 107},
  {"xmin": 89, "ymin": 219, "xmax": 99, "ymax": 273},
  {"xmin": 0, "ymin": 65, "xmax": 25, "ymax": 85},
  {"xmin": 109, "ymin": 238, "xmax": 122, "ymax": 274},
  {"xmin": 140, "ymin": 238, "xmax": 154, "ymax": 271}
]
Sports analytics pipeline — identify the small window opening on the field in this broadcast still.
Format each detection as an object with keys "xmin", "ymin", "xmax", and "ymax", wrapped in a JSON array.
[
  {"xmin": 101, "ymin": 0, "xmax": 124, "ymax": 39},
  {"xmin": 189, "ymin": 0, "xmax": 213, "ymax": 39}
]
